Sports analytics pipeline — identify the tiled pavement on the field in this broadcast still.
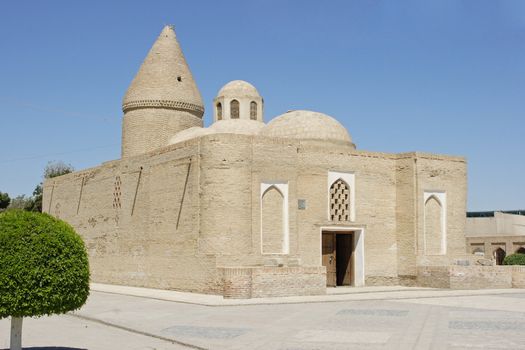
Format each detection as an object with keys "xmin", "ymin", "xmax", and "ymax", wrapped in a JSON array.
[{"xmin": 2, "ymin": 286, "xmax": 525, "ymax": 349}]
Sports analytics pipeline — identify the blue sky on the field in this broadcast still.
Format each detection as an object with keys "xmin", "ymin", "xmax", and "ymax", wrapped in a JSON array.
[{"xmin": 0, "ymin": 0, "xmax": 523, "ymax": 211}]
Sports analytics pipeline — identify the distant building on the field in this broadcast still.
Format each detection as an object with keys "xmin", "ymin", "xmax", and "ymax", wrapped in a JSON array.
[
  {"xmin": 466, "ymin": 211, "xmax": 525, "ymax": 264},
  {"xmin": 43, "ymin": 26, "xmax": 468, "ymax": 298}
]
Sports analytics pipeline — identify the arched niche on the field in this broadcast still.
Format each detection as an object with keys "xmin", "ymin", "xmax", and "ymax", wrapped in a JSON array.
[
  {"xmin": 423, "ymin": 191, "xmax": 447, "ymax": 255},
  {"xmin": 260, "ymin": 182, "xmax": 289, "ymax": 254}
]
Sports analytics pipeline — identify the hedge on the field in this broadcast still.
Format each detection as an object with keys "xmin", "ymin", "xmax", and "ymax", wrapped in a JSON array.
[
  {"xmin": 0, "ymin": 210, "xmax": 90, "ymax": 318},
  {"xmin": 503, "ymin": 253, "xmax": 525, "ymax": 266}
]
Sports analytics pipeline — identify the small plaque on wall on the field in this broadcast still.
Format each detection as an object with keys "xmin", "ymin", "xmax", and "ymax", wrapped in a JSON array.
[{"xmin": 298, "ymin": 199, "xmax": 307, "ymax": 210}]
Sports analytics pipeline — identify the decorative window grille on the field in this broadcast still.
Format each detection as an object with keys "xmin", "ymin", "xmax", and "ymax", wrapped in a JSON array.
[
  {"xmin": 113, "ymin": 176, "xmax": 122, "ymax": 209},
  {"xmin": 250, "ymin": 101, "xmax": 257, "ymax": 120},
  {"xmin": 329, "ymin": 179, "xmax": 350, "ymax": 221},
  {"xmin": 230, "ymin": 99, "xmax": 240, "ymax": 119},
  {"xmin": 216, "ymin": 102, "xmax": 222, "ymax": 120}
]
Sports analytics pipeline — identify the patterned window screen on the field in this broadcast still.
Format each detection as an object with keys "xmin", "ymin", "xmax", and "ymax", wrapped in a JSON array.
[
  {"xmin": 113, "ymin": 176, "xmax": 122, "ymax": 209},
  {"xmin": 329, "ymin": 179, "xmax": 350, "ymax": 221}
]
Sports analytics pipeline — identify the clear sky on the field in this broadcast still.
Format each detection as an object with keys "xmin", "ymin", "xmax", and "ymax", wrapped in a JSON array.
[{"xmin": 0, "ymin": 0, "xmax": 523, "ymax": 211}]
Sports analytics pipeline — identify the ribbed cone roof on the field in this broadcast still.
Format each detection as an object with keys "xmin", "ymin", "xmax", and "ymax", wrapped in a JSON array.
[{"xmin": 122, "ymin": 25, "xmax": 204, "ymax": 116}]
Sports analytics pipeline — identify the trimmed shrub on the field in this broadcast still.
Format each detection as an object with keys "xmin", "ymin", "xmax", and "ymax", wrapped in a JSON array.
[
  {"xmin": 503, "ymin": 253, "xmax": 525, "ymax": 266},
  {"xmin": 0, "ymin": 210, "xmax": 90, "ymax": 318}
]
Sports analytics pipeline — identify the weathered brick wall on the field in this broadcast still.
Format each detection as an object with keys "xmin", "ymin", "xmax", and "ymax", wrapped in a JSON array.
[
  {"xmin": 221, "ymin": 266, "xmax": 326, "ymax": 299},
  {"xmin": 511, "ymin": 266, "xmax": 525, "ymax": 288},
  {"xmin": 296, "ymin": 144, "xmax": 399, "ymax": 280},
  {"xmin": 395, "ymin": 156, "xmax": 418, "ymax": 278},
  {"xmin": 417, "ymin": 266, "xmax": 523, "ymax": 289},
  {"xmin": 414, "ymin": 155, "xmax": 467, "ymax": 267},
  {"xmin": 417, "ymin": 266, "xmax": 451, "ymax": 288},
  {"xmin": 449, "ymin": 266, "xmax": 511, "ymax": 289},
  {"xmin": 43, "ymin": 139, "xmax": 222, "ymax": 294},
  {"xmin": 395, "ymin": 153, "xmax": 467, "ymax": 280},
  {"xmin": 122, "ymin": 109, "xmax": 202, "ymax": 157},
  {"xmin": 221, "ymin": 268, "xmax": 253, "ymax": 298},
  {"xmin": 43, "ymin": 132, "xmax": 468, "ymax": 296}
]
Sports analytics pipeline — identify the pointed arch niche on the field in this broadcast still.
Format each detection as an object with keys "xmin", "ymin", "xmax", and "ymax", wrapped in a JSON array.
[
  {"xmin": 260, "ymin": 182, "xmax": 289, "ymax": 254},
  {"xmin": 328, "ymin": 171, "xmax": 356, "ymax": 222},
  {"xmin": 423, "ymin": 191, "xmax": 447, "ymax": 255}
]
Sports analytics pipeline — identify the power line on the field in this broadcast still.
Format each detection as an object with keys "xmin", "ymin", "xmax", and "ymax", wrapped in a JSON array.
[
  {"xmin": 0, "ymin": 144, "xmax": 120, "ymax": 164},
  {"xmin": 0, "ymin": 96, "xmax": 119, "ymax": 123}
]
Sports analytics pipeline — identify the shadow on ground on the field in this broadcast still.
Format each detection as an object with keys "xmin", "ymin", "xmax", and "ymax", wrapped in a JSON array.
[{"xmin": 1, "ymin": 348, "xmax": 87, "ymax": 350}]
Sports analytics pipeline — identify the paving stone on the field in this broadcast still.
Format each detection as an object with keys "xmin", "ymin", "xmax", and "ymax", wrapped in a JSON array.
[
  {"xmin": 449, "ymin": 321, "xmax": 525, "ymax": 331},
  {"xmin": 337, "ymin": 309, "xmax": 408, "ymax": 317},
  {"xmin": 161, "ymin": 325, "xmax": 250, "ymax": 339}
]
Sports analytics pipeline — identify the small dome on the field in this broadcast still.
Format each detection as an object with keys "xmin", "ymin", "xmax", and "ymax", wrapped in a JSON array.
[
  {"xmin": 217, "ymin": 80, "xmax": 261, "ymax": 98},
  {"xmin": 168, "ymin": 127, "xmax": 213, "ymax": 145},
  {"xmin": 210, "ymin": 119, "xmax": 264, "ymax": 135},
  {"xmin": 261, "ymin": 110, "xmax": 353, "ymax": 145},
  {"xmin": 168, "ymin": 120, "xmax": 265, "ymax": 145}
]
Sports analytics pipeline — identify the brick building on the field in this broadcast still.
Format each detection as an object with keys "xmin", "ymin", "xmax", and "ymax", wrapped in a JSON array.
[
  {"xmin": 466, "ymin": 211, "xmax": 525, "ymax": 265},
  {"xmin": 43, "ymin": 26, "xmax": 468, "ymax": 298}
]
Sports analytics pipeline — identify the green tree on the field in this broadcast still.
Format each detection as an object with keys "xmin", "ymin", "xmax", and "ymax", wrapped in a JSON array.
[
  {"xmin": 27, "ymin": 161, "xmax": 74, "ymax": 212},
  {"xmin": 0, "ymin": 191, "xmax": 10, "ymax": 211},
  {"xmin": 43, "ymin": 161, "xmax": 75, "ymax": 179},
  {"xmin": 7, "ymin": 195, "xmax": 32, "ymax": 210},
  {"xmin": 0, "ymin": 210, "xmax": 90, "ymax": 350}
]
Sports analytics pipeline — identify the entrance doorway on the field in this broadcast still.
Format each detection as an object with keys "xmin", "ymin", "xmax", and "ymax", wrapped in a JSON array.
[
  {"xmin": 322, "ymin": 231, "xmax": 353, "ymax": 287},
  {"xmin": 494, "ymin": 247, "xmax": 506, "ymax": 265}
]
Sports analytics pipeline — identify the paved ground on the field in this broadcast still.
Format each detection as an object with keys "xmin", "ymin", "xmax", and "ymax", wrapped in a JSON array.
[{"xmin": 2, "ymin": 286, "xmax": 525, "ymax": 349}]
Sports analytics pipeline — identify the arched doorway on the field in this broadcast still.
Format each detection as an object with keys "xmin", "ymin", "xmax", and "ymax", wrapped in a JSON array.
[
  {"xmin": 494, "ymin": 248, "xmax": 506, "ymax": 265},
  {"xmin": 516, "ymin": 247, "xmax": 525, "ymax": 254}
]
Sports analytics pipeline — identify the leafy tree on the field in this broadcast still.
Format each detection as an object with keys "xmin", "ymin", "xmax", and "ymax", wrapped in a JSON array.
[
  {"xmin": 503, "ymin": 253, "xmax": 525, "ymax": 265},
  {"xmin": 7, "ymin": 195, "xmax": 32, "ymax": 210},
  {"xmin": 25, "ymin": 184, "xmax": 43, "ymax": 212},
  {"xmin": 0, "ymin": 191, "xmax": 10, "ymax": 211},
  {"xmin": 43, "ymin": 161, "xmax": 74, "ymax": 179},
  {"xmin": 0, "ymin": 210, "xmax": 90, "ymax": 350},
  {"xmin": 28, "ymin": 161, "xmax": 74, "ymax": 212}
]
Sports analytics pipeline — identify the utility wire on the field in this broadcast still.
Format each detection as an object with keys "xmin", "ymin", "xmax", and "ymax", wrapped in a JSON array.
[
  {"xmin": 0, "ymin": 144, "xmax": 120, "ymax": 164},
  {"xmin": 0, "ymin": 96, "xmax": 118, "ymax": 123}
]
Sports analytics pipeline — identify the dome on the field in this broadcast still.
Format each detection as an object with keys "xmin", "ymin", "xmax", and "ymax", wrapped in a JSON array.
[
  {"xmin": 261, "ymin": 110, "xmax": 353, "ymax": 145},
  {"xmin": 217, "ymin": 80, "xmax": 261, "ymax": 99},
  {"xmin": 210, "ymin": 119, "xmax": 264, "ymax": 135},
  {"xmin": 168, "ymin": 127, "xmax": 213, "ymax": 145},
  {"xmin": 168, "ymin": 120, "xmax": 265, "ymax": 145}
]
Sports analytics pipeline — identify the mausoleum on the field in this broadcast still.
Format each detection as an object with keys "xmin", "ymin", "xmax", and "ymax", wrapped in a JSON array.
[{"xmin": 43, "ymin": 26, "xmax": 469, "ymax": 298}]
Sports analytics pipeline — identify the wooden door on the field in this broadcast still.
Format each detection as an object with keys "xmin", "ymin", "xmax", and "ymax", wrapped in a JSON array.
[{"xmin": 322, "ymin": 232, "xmax": 336, "ymax": 287}]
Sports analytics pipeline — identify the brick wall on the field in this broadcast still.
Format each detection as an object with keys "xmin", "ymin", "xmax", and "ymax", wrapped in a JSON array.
[
  {"xmin": 417, "ymin": 265, "xmax": 525, "ymax": 289},
  {"xmin": 511, "ymin": 266, "xmax": 525, "ymax": 288},
  {"xmin": 449, "ymin": 266, "xmax": 511, "ymax": 289},
  {"xmin": 221, "ymin": 266, "xmax": 326, "ymax": 299},
  {"xmin": 43, "ymin": 133, "xmax": 468, "ymax": 297}
]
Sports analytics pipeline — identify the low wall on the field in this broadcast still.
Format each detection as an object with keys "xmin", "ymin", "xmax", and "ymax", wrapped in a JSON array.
[
  {"xmin": 449, "ymin": 266, "xmax": 511, "ymax": 289},
  {"xmin": 512, "ymin": 266, "xmax": 525, "ymax": 288},
  {"xmin": 220, "ymin": 266, "xmax": 326, "ymax": 299},
  {"xmin": 417, "ymin": 266, "xmax": 451, "ymax": 288},
  {"xmin": 417, "ymin": 266, "xmax": 525, "ymax": 289}
]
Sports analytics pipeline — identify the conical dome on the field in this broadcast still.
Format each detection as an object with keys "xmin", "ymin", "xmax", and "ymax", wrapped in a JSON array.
[{"xmin": 122, "ymin": 25, "xmax": 204, "ymax": 117}]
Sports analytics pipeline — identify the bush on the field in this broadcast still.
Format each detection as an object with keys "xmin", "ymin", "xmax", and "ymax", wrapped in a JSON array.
[
  {"xmin": 0, "ymin": 210, "xmax": 90, "ymax": 318},
  {"xmin": 0, "ymin": 191, "xmax": 10, "ymax": 210},
  {"xmin": 503, "ymin": 253, "xmax": 525, "ymax": 266}
]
